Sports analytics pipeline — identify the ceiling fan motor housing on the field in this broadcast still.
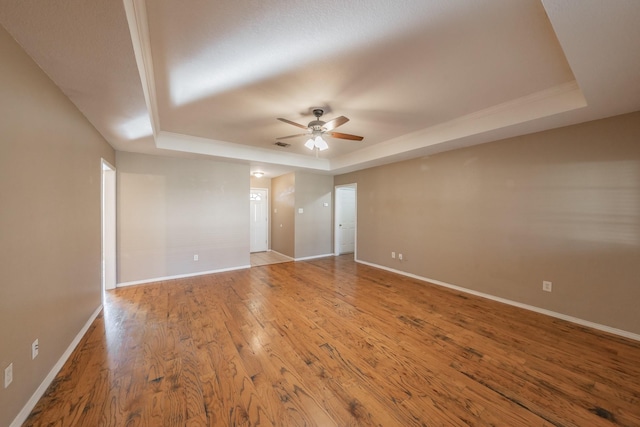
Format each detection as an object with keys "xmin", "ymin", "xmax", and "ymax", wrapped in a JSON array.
[
  {"xmin": 309, "ymin": 109, "xmax": 326, "ymax": 130},
  {"xmin": 309, "ymin": 121, "xmax": 325, "ymax": 131}
]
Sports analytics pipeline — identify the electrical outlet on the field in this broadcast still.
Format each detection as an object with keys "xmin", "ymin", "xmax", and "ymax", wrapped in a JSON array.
[
  {"xmin": 193, "ymin": 254, "xmax": 199, "ymax": 261},
  {"xmin": 399, "ymin": 253, "xmax": 403, "ymax": 261},
  {"xmin": 32, "ymin": 339, "xmax": 39, "ymax": 359},
  {"xmin": 391, "ymin": 251, "xmax": 396, "ymax": 259},
  {"xmin": 543, "ymin": 281, "xmax": 552, "ymax": 292},
  {"xmin": 4, "ymin": 363, "xmax": 12, "ymax": 388}
]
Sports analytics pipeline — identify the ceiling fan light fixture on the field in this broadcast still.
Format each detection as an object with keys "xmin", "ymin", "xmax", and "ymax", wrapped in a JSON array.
[
  {"xmin": 305, "ymin": 138, "xmax": 315, "ymax": 150},
  {"xmin": 315, "ymin": 136, "xmax": 328, "ymax": 151}
]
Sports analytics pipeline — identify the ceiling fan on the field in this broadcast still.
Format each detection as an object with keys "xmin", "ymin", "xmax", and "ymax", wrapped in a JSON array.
[{"xmin": 277, "ymin": 108, "xmax": 364, "ymax": 151}]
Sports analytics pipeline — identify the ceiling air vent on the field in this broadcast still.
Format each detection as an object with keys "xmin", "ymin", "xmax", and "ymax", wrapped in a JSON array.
[{"xmin": 274, "ymin": 141, "xmax": 291, "ymax": 148}]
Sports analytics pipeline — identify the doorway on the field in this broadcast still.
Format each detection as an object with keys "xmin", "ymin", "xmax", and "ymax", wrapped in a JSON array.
[
  {"xmin": 250, "ymin": 188, "xmax": 269, "ymax": 253},
  {"xmin": 101, "ymin": 159, "xmax": 116, "ymax": 292},
  {"xmin": 335, "ymin": 184, "xmax": 357, "ymax": 256}
]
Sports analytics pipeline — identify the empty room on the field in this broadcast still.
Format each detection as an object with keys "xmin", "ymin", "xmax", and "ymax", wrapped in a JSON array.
[{"xmin": 1, "ymin": 1, "xmax": 640, "ymax": 426}]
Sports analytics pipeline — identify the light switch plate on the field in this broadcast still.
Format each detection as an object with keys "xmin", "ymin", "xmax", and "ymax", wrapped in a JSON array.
[{"xmin": 4, "ymin": 363, "xmax": 12, "ymax": 388}]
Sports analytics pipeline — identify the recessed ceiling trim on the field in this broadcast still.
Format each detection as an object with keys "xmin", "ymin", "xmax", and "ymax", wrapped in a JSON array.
[
  {"xmin": 8, "ymin": 0, "xmax": 627, "ymax": 177},
  {"xmin": 157, "ymin": 81, "xmax": 586, "ymax": 173},
  {"xmin": 123, "ymin": 0, "xmax": 159, "ymax": 136}
]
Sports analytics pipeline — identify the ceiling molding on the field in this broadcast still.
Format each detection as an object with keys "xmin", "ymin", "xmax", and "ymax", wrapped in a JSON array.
[
  {"xmin": 157, "ymin": 131, "xmax": 331, "ymax": 171},
  {"xmin": 123, "ymin": 0, "xmax": 159, "ymax": 136}
]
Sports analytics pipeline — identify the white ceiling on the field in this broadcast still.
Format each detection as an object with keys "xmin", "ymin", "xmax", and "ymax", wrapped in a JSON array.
[{"xmin": 1, "ymin": 0, "xmax": 639, "ymax": 178}]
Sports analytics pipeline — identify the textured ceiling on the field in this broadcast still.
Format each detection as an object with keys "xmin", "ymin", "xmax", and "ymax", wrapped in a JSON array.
[{"xmin": 1, "ymin": 0, "xmax": 639, "ymax": 177}]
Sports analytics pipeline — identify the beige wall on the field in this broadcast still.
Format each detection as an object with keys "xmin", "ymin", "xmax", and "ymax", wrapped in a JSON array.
[
  {"xmin": 336, "ymin": 111, "xmax": 640, "ymax": 335},
  {"xmin": 271, "ymin": 172, "xmax": 334, "ymax": 259},
  {"xmin": 116, "ymin": 152, "xmax": 250, "ymax": 283},
  {"xmin": 294, "ymin": 172, "xmax": 334, "ymax": 259},
  {"xmin": 0, "ymin": 25, "xmax": 115, "ymax": 426},
  {"xmin": 271, "ymin": 173, "xmax": 295, "ymax": 257}
]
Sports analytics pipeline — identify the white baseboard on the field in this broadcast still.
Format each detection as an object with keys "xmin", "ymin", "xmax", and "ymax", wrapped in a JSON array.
[
  {"xmin": 294, "ymin": 253, "xmax": 335, "ymax": 261},
  {"xmin": 117, "ymin": 264, "xmax": 251, "ymax": 287},
  {"xmin": 356, "ymin": 259, "xmax": 640, "ymax": 342},
  {"xmin": 10, "ymin": 305, "xmax": 103, "ymax": 427}
]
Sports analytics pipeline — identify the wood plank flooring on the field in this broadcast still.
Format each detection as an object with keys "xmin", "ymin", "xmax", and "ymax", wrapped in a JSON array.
[{"xmin": 25, "ymin": 255, "xmax": 640, "ymax": 426}]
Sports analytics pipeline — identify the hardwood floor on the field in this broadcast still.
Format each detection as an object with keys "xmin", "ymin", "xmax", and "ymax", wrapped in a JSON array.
[{"xmin": 25, "ymin": 256, "xmax": 640, "ymax": 426}]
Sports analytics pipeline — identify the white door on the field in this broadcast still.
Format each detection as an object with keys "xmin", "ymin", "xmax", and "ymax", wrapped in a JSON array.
[
  {"xmin": 250, "ymin": 188, "xmax": 268, "ymax": 252},
  {"xmin": 335, "ymin": 185, "xmax": 356, "ymax": 255},
  {"xmin": 101, "ymin": 160, "xmax": 116, "ymax": 291}
]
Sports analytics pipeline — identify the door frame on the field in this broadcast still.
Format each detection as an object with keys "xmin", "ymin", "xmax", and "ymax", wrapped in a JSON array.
[
  {"xmin": 250, "ymin": 187, "xmax": 269, "ymax": 253},
  {"xmin": 101, "ymin": 159, "xmax": 117, "ymax": 295},
  {"xmin": 334, "ymin": 183, "xmax": 357, "ymax": 258}
]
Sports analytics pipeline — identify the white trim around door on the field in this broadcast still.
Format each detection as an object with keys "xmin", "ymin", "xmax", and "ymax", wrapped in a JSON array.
[{"xmin": 334, "ymin": 183, "xmax": 357, "ymax": 257}]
